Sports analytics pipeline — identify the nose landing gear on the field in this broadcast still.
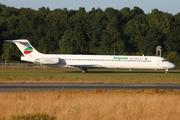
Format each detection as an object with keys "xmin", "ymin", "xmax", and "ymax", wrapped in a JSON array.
[{"xmin": 165, "ymin": 69, "xmax": 168, "ymax": 73}]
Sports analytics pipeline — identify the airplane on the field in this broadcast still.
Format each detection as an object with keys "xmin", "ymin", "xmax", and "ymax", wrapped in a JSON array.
[{"xmin": 6, "ymin": 39, "xmax": 175, "ymax": 73}]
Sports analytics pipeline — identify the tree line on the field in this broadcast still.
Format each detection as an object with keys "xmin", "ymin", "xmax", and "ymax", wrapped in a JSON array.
[{"xmin": 0, "ymin": 4, "xmax": 180, "ymax": 67}]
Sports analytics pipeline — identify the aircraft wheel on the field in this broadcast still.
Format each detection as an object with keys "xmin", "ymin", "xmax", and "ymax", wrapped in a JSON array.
[
  {"xmin": 82, "ymin": 69, "xmax": 88, "ymax": 73},
  {"xmin": 165, "ymin": 69, "xmax": 168, "ymax": 73}
]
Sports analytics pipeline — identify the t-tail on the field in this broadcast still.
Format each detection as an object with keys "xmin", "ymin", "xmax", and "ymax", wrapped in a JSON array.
[
  {"xmin": 6, "ymin": 39, "xmax": 42, "ymax": 57},
  {"xmin": 6, "ymin": 39, "xmax": 44, "ymax": 63}
]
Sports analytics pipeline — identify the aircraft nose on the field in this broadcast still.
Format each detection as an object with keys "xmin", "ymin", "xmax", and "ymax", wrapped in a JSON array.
[{"xmin": 168, "ymin": 63, "xmax": 176, "ymax": 69}]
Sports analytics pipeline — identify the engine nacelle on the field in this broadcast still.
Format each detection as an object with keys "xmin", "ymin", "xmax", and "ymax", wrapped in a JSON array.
[{"xmin": 36, "ymin": 57, "xmax": 60, "ymax": 65}]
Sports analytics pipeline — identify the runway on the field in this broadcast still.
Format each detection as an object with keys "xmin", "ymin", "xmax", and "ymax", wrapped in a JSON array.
[{"xmin": 0, "ymin": 83, "xmax": 180, "ymax": 92}]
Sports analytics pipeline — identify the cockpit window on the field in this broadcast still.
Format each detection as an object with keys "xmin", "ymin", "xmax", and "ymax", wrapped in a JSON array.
[{"xmin": 162, "ymin": 58, "xmax": 167, "ymax": 62}]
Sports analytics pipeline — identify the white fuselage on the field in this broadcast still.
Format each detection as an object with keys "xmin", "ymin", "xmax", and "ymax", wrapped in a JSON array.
[{"xmin": 21, "ymin": 54, "xmax": 175, "ymax": 70}]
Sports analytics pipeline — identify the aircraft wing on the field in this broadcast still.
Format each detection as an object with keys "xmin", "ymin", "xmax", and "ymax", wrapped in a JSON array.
[{"xmin": 68, "ymin": 64, "xmax": 103, "ymax": 68}]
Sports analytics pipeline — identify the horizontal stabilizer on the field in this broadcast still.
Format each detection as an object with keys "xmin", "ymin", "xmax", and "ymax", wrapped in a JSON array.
[{"xmin": 6, "ymin": 40, "xmax": 29, "ymax": 43}]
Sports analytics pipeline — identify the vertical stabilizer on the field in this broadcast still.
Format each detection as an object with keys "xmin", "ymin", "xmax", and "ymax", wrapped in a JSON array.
[{"xmin": 6, "ymin": 39, "xmax": 42, "ymax": 57}]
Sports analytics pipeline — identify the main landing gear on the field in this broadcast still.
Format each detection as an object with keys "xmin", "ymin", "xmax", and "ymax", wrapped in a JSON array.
[{"xmin": 82, "ymin": 69, "xmax": 88, "ymax": 73}]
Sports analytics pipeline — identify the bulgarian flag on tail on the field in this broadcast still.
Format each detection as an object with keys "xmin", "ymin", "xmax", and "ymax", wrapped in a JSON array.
[{"xmin": 24, "ymin": 47, "xmax": 33, "ymax": 54}]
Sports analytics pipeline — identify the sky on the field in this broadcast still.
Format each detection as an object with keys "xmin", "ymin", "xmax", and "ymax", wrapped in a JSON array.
[{"xmin": 0, "ymin": 0, "xmax": 180, "ymax": 14}]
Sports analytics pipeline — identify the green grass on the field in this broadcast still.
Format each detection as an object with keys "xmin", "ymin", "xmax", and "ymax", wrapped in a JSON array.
[{"xmin": 0, "ymin": 66, "xmax": 180, "ymax": 84}]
